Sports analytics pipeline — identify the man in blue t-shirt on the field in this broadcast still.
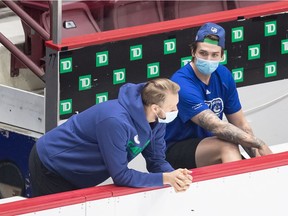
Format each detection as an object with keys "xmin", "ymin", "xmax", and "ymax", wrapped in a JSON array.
[{"xmin": 165, "ymin": 22, "xmax": 272, "ymax": 169}]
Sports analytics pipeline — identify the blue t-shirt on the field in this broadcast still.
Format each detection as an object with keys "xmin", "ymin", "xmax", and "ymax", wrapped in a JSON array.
[{"xmin": 165, "ymin": 63, "xmax": 241, "ymax": 146}]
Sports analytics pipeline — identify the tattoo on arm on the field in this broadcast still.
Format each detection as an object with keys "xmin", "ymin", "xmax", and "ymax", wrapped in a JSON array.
[
  {"xmin": 241, "ymin": 128, "xmax": 257, "ymax": 157},
  {"xmin": 196, "ymin": 110, "xmax": 265, "ymax": 149}
]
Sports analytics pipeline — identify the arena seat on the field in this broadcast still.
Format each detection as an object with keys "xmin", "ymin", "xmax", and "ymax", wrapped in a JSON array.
[
  {"xmin": 103, "ymin": 0, "xmax": 164, "ymax": 30},
  {"xmin": 84, "ymin": 0, "xmax": 108, "ymax": 31},
  {"xmin": 41, "ymin": 2, "xmax": 101, "ymax": 38},
  {"xmin": 11, "ymin": 1, "xmax": 101, "ymax": 75},
  {"xmin": 234, "ymin": 0, "xmax": 277, "ymax": 8},
  {"xmin": 164, "ymin": 0, "xmax": 229, "ymax": 20}
]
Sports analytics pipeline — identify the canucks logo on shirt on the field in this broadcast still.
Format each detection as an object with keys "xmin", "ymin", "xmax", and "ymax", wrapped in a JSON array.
[
  {"xmin": 205, "ymin": 97, "xmax": 224, "ymax": 117},
  {"xmin": 127, "ymin": 135, "xmax": 150, "ymax": 159}
]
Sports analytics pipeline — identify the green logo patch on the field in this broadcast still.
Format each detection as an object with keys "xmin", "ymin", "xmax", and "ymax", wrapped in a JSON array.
[
  {"xmin": 248, "ymin": 44, "xmax": 261, "ymax": 60},
  {"xmin": 96, "ymin": 92, "xmax": 108, "ymax": 104},
  {"xmin": 79, "ymin": 75, "xmax": 91, "ymax": 91},
  {"xmin": 231, "ymin": 26, "xmax": 244, "ymax": 43},
  {"xmin": 232, "ymin": 68, "xmax": 244, "ymax": 83},
  {"xmin": 130, "ymin": 45, "xmax": 143, "ymax": 61},
  {"xmin": 164, "ymin": 38, "xmax": 176, "ymax": 55},
  {"xmin": 60, "ymin": 99, "xmax": 72, "ymax": 115},
  {"xmin": 265, "ymin": 62, "xmax": 277, "ymax": 77},
  {"xmin": 127, "ymin": 140, "xmax": 150, "ymax": 158},
  {"xmin": 113, "ymin": 68, "xmax": 126, "ymax": 85},
  {"xmin": 60, "ymin": 57, "xmax": 72, "ymax": 74},
  {"xmin": 96, "ymin": 51, "xmax": 109, "ymax": 67},
  {"xmin": 147, "ymin": 62, "xmax": 160, "ymax": 78},
  {"xmin": 281, "ymin": 39, "xmax": 288, "ymax": 54},
  {"xmin": 264, "ymin": 21, "xmax": 277, "ymax": 37},
  {"xmin": 181, "ymin": 56, "xmax": 191, "ymax": 67}
]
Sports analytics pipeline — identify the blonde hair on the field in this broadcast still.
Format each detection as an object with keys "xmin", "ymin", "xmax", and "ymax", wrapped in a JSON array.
[{"xmin": 141, "ymin": 78, "xmax": 180, "ymax": 106}]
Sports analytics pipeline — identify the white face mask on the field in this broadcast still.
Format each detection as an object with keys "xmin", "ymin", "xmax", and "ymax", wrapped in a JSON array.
[{"xmin": 158, "ymin": 110, "xmax": 178, "ymax": 124}]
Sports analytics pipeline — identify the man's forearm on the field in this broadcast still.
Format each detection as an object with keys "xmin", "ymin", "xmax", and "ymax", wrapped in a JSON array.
[{"xmin": 197, "ymin": 110, "xmax": 265, "ymax": 149}]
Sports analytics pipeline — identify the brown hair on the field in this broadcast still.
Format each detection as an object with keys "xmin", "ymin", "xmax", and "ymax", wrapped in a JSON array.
[
  {"xmin": 141, "ymin": 78, "xmax": 180, "ymax": 106},
  {"xmin": 190, "ymin": 34, "xmax": 224, "ymax": 61}
]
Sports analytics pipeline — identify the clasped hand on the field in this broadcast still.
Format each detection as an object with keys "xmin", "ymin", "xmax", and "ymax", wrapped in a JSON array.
[{"xmin": 163, "ymin": 168, "xmax": 193, "ymax": 192}]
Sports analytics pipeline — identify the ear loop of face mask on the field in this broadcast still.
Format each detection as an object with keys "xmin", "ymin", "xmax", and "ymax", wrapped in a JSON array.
[{"xmin": 155, "ymin": 106, "xmax": 165, "ymax": 120}]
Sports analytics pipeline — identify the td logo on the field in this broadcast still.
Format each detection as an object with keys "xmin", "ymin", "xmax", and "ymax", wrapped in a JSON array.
[
  {"xmin": 164, "ymin": 38, "xmax": 176, "ymax": 55},
  {"xmin": 265, "ymin": 21, "xmax": 277, "ymax": 37},
  {"xmin": 60, "ymin": 99, "xmax": 72, "ymax": 115},
  {"xmin": 79, "ymin": 75, "xmax": 91, "ymax": 91},
  {"xmin": 265, "ymin": 62, "xmax": 277, "ymax": 77},
  {"xmin": 96, "ymin": 92, "xmax": 108, "ymax": 104},
  {"xmin": 130, "ymin": 45, "xmax": 142, "ymax": 61},
  {"xmin": 281, "ymin": 39, "xmax": 288, "ymax": 54},
  {"xmin": 248, "ymin": 44, "xmax": 260, "ymax": 60},
  {"xmin": 147, "ymin": 62, "xmax": 160, "ymax": 78},
  {"xmin": 231, "ymin": 26, "xmax": 244, "ymax": 43},
  {"xmin": 232, "ymin": 68, "xmax": 244, "ymax": 83},
  {"xmin": 60, "ymin": 57, "xmax": 72, "ymax": 73},
  {"xmin": 113, "ymin": 68, "xmax": 126, "ymax": 85},
  {"xmin": 181, "ymin": 56, "xmax": 191, "ymax": 67},
  {"xmin": 96, "ymin": 51, "xmax": 109, "ymax": 67}
]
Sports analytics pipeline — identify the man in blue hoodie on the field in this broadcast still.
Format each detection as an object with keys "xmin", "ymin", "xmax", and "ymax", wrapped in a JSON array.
[{"xmin": 29, "ymin": 78, "xmax": 192, "ymax": 197}]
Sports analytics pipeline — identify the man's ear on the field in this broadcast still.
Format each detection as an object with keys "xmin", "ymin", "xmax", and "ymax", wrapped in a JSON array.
[
  {"xmin": 150, "ymin": 104, "xmax": 158, "ymax": 113},
  {"xmin": 220, "ymin": 52, "xmax": 225, "ymax": 61},
  {"xmin": 191, "ymin": 49, "xmax": 196, "ymax": 58}
]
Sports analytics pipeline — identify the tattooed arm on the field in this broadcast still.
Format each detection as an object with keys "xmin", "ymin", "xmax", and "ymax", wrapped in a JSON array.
[
  {"xmin": 225, "ymin": 110, "xmax": 259, "ymax": 158},
  {"xmin": 191, "ymin": 109, "xmax": 272, "ymax": 155}
]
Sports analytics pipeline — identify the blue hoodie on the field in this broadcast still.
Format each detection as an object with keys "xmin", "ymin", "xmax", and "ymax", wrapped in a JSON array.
[{"xmin": 36, "ymin": 83, "xmax": 174, "ymax": 188}]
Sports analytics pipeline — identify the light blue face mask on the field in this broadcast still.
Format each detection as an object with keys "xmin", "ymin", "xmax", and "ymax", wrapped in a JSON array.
[
  {"xmin": 195, "ymin": 57, "xmax": 220, "ymax": 76},
  {"xmin": 158, "ymin": 110, "xmax": 178, "ymax": 124}
]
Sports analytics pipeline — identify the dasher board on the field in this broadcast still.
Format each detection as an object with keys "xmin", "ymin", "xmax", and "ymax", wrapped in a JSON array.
[{"xmin": 0, "ymin": 145, "xmax": 287, "ymax": 216}]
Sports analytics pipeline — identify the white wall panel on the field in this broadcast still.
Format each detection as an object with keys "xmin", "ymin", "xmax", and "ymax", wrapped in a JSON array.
[
  {"xmin": 238, "ymin": 79, "xmax": 288, "ymax": 146},
  {"xmin": 21, "ymin": 203, "xmax": 86, "ymax": 216}
]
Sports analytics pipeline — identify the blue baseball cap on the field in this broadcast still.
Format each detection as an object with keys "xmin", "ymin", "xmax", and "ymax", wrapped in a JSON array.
[{"xmin": 195, "ymin": 22, "xmax": 225, "ymax": 49}]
